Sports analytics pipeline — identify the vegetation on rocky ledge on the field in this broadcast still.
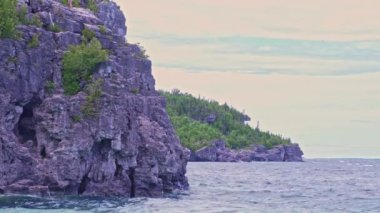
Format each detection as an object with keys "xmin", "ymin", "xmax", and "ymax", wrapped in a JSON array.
[
  {"xmin": 61, "ymin": 0, "xmax": 97, "ymax": 12},
  {"xmin": 62, "ymin": 35, "xmax": 108, "ymax": 95},
  {"xmin": 0, "ymin": 0, "xmax": 43, "ymax": 39},
  {"xmin": 161, "ymin": 90, "xmax": 291, "ymax": 151},
  {"xmin": 0, "ymin": 0, "xmax": 18, "ymax": 39}
]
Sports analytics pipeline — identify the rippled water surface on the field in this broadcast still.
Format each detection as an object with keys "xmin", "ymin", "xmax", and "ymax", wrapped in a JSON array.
[{"xmin": 1, "ymin": 159, "xmax": 379, "ymax": 212}]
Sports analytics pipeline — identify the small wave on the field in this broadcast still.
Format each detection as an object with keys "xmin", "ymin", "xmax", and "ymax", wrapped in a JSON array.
[
  {"xmin": 248, "ymin": 190, "xmax": 271, "ymax": 194},
  {"xmin": 280, "ymin": 193, "xmax": 308, "ymax": 199}
]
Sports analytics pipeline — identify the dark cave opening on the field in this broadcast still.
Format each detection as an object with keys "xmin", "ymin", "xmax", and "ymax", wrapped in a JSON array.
[
  {"xmin": 128, "ymin": 168, "xmax": 136, "ymax": 198},
  {"xmin": 91, "ymin": 139, "xmax": 112, "ymax": 161},
  {"xmin": 15, "ymin": 99, "xmax": 41, "ymax": 145}
]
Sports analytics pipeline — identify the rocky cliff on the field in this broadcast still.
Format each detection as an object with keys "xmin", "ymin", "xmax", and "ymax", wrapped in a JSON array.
[
  {"xmin": 190, "ymin": 140, "xmax": 303, "ymax": 162},
  {"xmin": 0, "ymin": 0, "xmax": 188, "ymax": 197}
]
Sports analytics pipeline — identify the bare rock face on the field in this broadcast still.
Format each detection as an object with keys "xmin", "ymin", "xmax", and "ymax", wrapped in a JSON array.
[
  {"xmin": 191, "ymin": 140, "xmax": 303, "ymax": 162},
  {"xmin": 0, "ymin": 0, "xmax": 188, "ymax": 197}
]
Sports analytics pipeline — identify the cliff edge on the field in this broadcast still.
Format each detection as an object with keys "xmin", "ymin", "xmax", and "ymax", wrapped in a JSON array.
[{"xmin": 0, "ymin": 0, "xmax": 188, "ymax": 197}]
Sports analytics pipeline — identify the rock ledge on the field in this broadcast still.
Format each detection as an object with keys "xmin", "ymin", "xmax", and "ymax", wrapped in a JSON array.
[{"xmin": 190, "ymin": 140, "xmax": 303, "ymax": 162}]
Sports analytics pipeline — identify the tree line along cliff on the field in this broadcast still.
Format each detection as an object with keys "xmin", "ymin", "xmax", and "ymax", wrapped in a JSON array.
[{"xmin": 161, "ymin": 90, "xmax": 292, "ymax": 151}]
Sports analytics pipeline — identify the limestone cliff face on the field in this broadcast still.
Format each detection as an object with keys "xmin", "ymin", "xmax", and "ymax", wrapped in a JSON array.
[{"xmin": 0, "ymin": 0, "xmax": 188, "ymax": 197}]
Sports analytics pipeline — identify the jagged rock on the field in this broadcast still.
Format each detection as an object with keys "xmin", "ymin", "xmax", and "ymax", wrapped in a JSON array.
[
  {"xmin": 0, "ymin": 0, "xmax": 188, "ymax": 197},
  {"xmin": 191, "ymin": 140, "xmax": 303, "ymax": 162},
  {"xmin": 97, "ymin": 0, "xmax": 127, "ymax": 37},
  {"xmin": 283, "ymin": 144, "xmax": 304, "ymax": 162}
]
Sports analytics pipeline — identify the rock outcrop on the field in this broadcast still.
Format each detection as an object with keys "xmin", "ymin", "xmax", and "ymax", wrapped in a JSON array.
[
  {"xmin": 0, "ymin": 0, "xmax": 188, "ymax": 197},
  {"xmin": 190, "ymin": 140, "xmax": 303, "ymax": 162}
]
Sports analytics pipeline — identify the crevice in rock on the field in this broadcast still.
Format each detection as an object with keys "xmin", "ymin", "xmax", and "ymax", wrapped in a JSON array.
[
  {"xmin": 14, "ymin": 98, "xmax": 41, "ymax": 146},
  {"xmin": 127, "ymin": 117, "xmax": 132, "ymax": 130},
  {"xmin": 114, "ymin": 159, "xmax": 122, "ymax": 177},
  {"xmin": 78, "ymin": 174, "xmax": 90, "ymax": 195},
  {"xmin": 40, "ymin": 145, "xmax": 47, "ymax": 159},
  {"xmin": 128, "ymin": 168, "xmax": 136, "ymax": 198},
  {"xmin": 283, "ymin": 153, "xmax": 289, "ymax": 162}
]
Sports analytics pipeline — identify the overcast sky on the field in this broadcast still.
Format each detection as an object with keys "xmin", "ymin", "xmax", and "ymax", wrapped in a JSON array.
[{"xmin": 116, "ymin": 0, "xmax": 380, "ymax": 158}]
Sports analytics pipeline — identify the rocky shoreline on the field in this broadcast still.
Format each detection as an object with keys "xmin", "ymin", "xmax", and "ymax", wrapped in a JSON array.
[{"xmin": 190, "ymin": 140, "xmax": 304, "ymax": 162}]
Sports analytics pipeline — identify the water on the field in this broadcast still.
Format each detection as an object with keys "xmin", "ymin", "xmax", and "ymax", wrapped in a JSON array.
[{"xmin": 1, "ymin": 159, "xmax": 379, "ymax": 213}]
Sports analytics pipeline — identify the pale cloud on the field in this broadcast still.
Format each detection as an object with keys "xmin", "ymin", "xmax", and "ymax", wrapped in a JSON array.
[
  {"xmin": 138, "ymin": 36, "xmax": 380, "ymax": 75},
  {"xmin": 120, "ymin": 0, "xmax": 380, "ymax": 41}
]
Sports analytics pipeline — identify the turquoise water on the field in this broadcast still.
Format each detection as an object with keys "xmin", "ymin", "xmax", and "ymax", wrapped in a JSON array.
[{"xmin": 1, "ymin": 159, "xmax": 379, "ymax": 212}]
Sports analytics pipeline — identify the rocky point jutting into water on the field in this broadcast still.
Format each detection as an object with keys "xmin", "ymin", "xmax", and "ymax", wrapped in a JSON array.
[
  {"xmin": 190, "ymin": 140, "xmax": 304, "ymax": 162},
  {"xmin": 0, "ymin": 0, "xmax": 188, "ymax": 197},
  {"xmin": 162, "ymin": 91, "xmax": 304, "ymax": 162}
]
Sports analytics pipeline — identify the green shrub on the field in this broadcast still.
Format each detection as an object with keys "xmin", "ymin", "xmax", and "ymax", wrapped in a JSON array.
[
  {"xmin": 134, "ymin": 43, "xmax": 149, "ymax": 60},
  {"xmin": 131, "ymin": 88, "xmax": 139, "ymax": 95},
  {"xmin": 62, "ymin": 38, "xmax": 108, "ymax": 95},
  {"xmin": 45, "ymin": 80, "xmax": 55, "ymax": 94},
  {"xmin": 98, "ymin": 25, "xmax": 107, "ymax": 34},
  {"xmin": 61, "ymin": 0, "xmax": 80, "ymax": 7},
  {"xmin": 87, "ymin": 0, "xmax": 98, "ymax": 12},
  {"xmin": 29, "ymin": 15, "xmax": 43, "ymax": 27},
  {"xmin": 17, "ymin": 6, "xmax": 43, "ymax": 28},
  {"xmin": 82, "ymin": 27, "xmax": 95, "ymax": 43},
  {"xmin": 48, "ymin": 24, "xmax": 61, "ymax": 32},
  {"xmin": 7, "ymin": 56, "xmax": 18, "ymax": 63},
  {"xmin": 71, "ymin": 115, "xmax": 81, "ymax": 123},
  {"xmin": 27, "ymin": 35, "xmax": 40, "ymax": 48},
  {"xmin": 17, "ymin": 5, "xmax": 28, "ymax": 24},
  {"xmin": 0, "ymin": 0, "xmax": 18, "ymax": 39},
  {"xmin": 81, "ymin": 79, "xmax": 103, "ymax": 117}
]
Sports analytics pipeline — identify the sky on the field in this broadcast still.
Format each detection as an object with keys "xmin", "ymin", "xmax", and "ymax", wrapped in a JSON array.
[{"xmin": 116, "ymin": 0, "xmax": 380, "ymax": 158}]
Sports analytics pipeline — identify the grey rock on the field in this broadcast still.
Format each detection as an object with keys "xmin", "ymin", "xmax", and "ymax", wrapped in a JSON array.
[
  {"xmin": 0, "ymin": 0, "xmax": 188, "ymax": 197},
  {"xmin": 97, "ymin": 1, "xmax": 127, "ymax": 37},
  {"xmin": 192, "ymin": 140, "xmax": 304, "ymax": 162},
  {"xmin": 283, "ymin": 144, "xmax": 304, "ymax": 162},
  {"xmin": 206, "ymin": 114, "xmax": 217, "ymax": 123}
]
